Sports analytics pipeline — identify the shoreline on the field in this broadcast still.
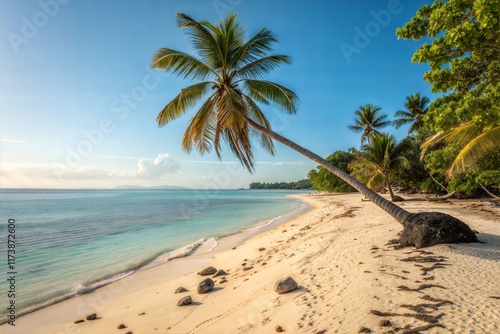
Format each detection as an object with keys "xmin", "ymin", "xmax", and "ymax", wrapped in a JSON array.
[
  {"xmin": 0, "ymin": 194, "xmax": 311, "ymax": 332},
  {"xmin": 3, "ymin": 193, "xmax": 499, "ymax": 333}
]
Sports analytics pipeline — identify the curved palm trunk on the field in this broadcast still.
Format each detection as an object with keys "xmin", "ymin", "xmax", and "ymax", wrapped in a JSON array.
[
  {"xmin": 243, "ymin": 115, "xmax": 411, "ymax": 225},
  {"xmin": 384, "ymin": 172, "xmax": 396, "ymax": 202}
]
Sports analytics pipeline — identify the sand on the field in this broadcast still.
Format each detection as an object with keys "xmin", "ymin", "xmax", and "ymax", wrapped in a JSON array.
[{"xmin": 2, "ymin": 193, "xmax": 499, "ymax": 334}]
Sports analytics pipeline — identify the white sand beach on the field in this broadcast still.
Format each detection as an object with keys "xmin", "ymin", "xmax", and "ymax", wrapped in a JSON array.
[{"xmin": 3, "ymin": 193, "xmax": 499, "ymax": 334}]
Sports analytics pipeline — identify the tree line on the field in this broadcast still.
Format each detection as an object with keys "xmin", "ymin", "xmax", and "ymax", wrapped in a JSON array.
[{"xmin": 249, "ymin": 179, "xmax": 312, "ymax": 190}]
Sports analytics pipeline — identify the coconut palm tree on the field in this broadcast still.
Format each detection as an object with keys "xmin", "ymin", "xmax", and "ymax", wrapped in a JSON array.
[
  {"xmin": 421, "ymin": 122, "xmax": 500, "ymax": 178},
  {"xmin": 349, "ymin": 134, "xmax": 410, "ymax": 202},
  {"xmin": 348, "ymin": 104, "xmax": 391, "ymax": 144},
  {"xmin": 151, "ymin": 13, "xmax": 478, "ymax": 248},
  {"xmin": 394, "ymin": 93, "xmax": 430, "ymax": 134}
]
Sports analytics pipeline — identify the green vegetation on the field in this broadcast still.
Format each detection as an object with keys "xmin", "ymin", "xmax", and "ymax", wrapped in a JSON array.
[
  {"xmin": 348, "ymin": 104, "xmax": 391, "ymax": 144},
  {"xmin": 308, "ymin": 1, "xmax": 499, "ymax": 199},
  {"xmin": 308, "ymin": 151, "xmax": 356, "ymax": 193},
  {"xmin": 249, "ymin": 179, "xmax": 312, "ymax": 190},
  {"xmin": 349, "ymin": 134, "xmax": 410, "ymax": 202},
  {"xmin": 152, "ymin": 11, "xmax": 481, "ymax": 247}
]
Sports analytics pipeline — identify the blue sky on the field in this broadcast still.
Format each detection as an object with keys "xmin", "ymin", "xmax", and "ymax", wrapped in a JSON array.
[{"xmin": 0, "ymin": 0, "xmax": 433, "ymax": 189}]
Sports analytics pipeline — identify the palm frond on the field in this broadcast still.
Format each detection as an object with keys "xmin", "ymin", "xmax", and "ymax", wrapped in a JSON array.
[
  {"xmin": 366, "ymin": 172, "xmax": 385, "ymax": 190},
  {"xmin": 151, "ymin": 48, "xmax": 216, "ymax": 80},
  {"xmin": 181, "ymin": 95, "xmax": 217, "ymax": 154},
  {"xmin": 243, "ymin": 95, "xmax": 275, "ymax": 155},
  {"xmin": 176, "ymin": 13, "xmax": 224, "ymax": 70},
  {"xmin": 420, "ymin": 122, "xmax": 482, "ymax": 160},
  {"xmin": 449, "ymin": 126, "xmax": 500, "ymax": 176},
  {"xmin": 231, "ymin": 28, "xmax": 277, "ymax": 68},
  {"xmin": 217, "ymin": 86, "xmax": 247, "ymax": 127},
  {"xmin": 242, "ymin": 79, "xmax": 298, "ymax": 114},
  {"xmin": 156, "ymin": 82, "xmax": 213, "ymax": 127},
  {"xmin": 235, "ymin": 55, "xmax": 291, "ymax": 79},
  {"xmin": 226, "ymin": 127, "xmax": 255, "ymax": 173}
]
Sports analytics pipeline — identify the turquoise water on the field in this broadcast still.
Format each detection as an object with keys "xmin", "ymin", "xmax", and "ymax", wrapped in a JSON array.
[{"xmin": 0, "ymin": 188, "xmax": 305, "ymax": 317}]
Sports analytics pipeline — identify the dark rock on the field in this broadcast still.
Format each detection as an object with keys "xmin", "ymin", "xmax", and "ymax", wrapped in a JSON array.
[
  {"xmin": 275, "ymin": 324, "xmax": 284, "ymax": 332},
  {"xmin": 177, "ymin": 295, "xmax": 193, "ymax": 306},
  {"xmin": 199, "ymin": 266, "xmax": 217, "ymax": 276},
  {"xmin": 213, "ymin": 269, "xmax": 228, "ymax": 277},
  {"xmin": 138, "ymin": 312, "xmax": 145, "ymax": 316},
  {"xmin": 358, "ymin": 327, "xmax": 372, "ymax": 333},
  {"xmin": 125, "ymin": 332, "xmax": 133, "ymax": 334},
  {"xmin": 274, "ymin": 277, "xmax": 298, "ymax": 294},
  {"xmin": 392, "ymin": 195, "xmax": 405, "ymax": 202},
  {"xmin": 259, "ymin": 247, "xmax": 266, "ymax": 251},
  {"xmin": 400, "ymin": 212, "xmax": 480, "ymax": 248},
  {"xmin": 219, "ymin": 278, "xmax": 228, "ymax": 284},
  {"xmin": 86, "ymin": 313, "xmax": 97, "ymax": 321},
  {"xmin": 243, "ymin": 266, "xmax": 254, "ymax": 271},
  {"xmin": 379, "ymin": 319, "xmax": 392, "ymax": 327},
  {"xmin": 118, "ymin": 323, "xmax": 127, "ymax": 329},
  {"xmin": 197, "ymin": 278, "xmax": 214, "ymax": 294},
  {"xmin": 74, "ymin": 319, "xmax": 85, "ymax": 324},
  {"xmin": 174, "ymin": 287, "xmax": 188, "ymax": 293}
]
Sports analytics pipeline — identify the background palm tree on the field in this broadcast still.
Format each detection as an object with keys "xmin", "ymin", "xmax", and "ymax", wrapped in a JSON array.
[
  {"xmin": 348, "ymin": 104, "xmax": 391, "ymax": 144},
  {"xmin": 421, "ymin": 122, "xmax": 500, "ymax": 178},
  {"xmin": 349, "ymin": 134, "xmax": 410, "ymax": 202},
  {"xmin": 151, "ymin": 12, "xmax": 478, "ymax": 248},
  {"xmin": 394, "ymin": 92, "xmax": 430, "ymax": 134}
]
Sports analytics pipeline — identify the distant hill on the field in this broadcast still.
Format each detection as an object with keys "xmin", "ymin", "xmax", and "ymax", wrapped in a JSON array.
[
  {"xmin": 113, "ymin": 185, "xmax": 189, "ymax": 190},
  {"xmin": 249, "ymin": 179, "xmax": 313, "ymax": 190}
]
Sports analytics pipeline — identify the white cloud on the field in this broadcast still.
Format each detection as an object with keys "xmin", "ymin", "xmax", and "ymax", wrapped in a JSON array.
[
  {"xmin": 113, "ymin": 153, "xmax": 181, "ymax": 178},
  {"xmin": 0, "ymin": 138, "xmax": 30, "ymax": 144}
]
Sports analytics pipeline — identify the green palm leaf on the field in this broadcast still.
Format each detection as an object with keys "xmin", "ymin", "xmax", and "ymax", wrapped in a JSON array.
[
  {"xmin": 151, "ymin": 48, "xmax": 216, "ymax": 80},
  {"xmin": 176, "ymin": 13, "xmax": 224, "ymax": 70},
  {"xmin": 182, "ymin": 95, "xmax": 217, "ymax": 154},
  {"xmin": 236, "ymin": 55, "xmax": 291, "ymax": 79},
  {"xmin": 449, "ymin": 126, "xmax": 500, "ymax": 176},
  {"xmin": 156, "ymin": 81, "xmax": 213, "ymax": 127},
  {"xmin": 231, "ymin": 28, "xmax": 277, "ymax": 68},
  {"xmin": 242, "ymin": 79, "xmax": 298, "ymax": 114}
]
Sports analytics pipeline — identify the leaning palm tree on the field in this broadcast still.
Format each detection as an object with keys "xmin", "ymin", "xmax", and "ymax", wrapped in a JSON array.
[
  {"xmin": 348, "ymin": 104, "xmax": 391, "ymax": 144},
  {"xmin": 151, "ymin": 13, "xmax": 478, "ymax": 248},
  {"xmin": 394, "ymin": 93, "xmax": 429, "ymax": 134},
  {"xmin": 349, "ymin": 134, "xmax": 410, "ymax": 202}
]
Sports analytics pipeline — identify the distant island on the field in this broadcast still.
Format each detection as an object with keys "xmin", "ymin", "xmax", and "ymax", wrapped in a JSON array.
[
  {"xmin": 113, "ymin": 185, "xmax": 189, "ymax": 190},
  {"xmin": 249, "ymin": 179, "xmax": 312, "ymax": 190}
]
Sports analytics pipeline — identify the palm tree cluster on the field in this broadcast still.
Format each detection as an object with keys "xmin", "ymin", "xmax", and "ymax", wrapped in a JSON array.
[{"xmin": 151, "ymin": 13, "xmax": 480, "ymax": 248}]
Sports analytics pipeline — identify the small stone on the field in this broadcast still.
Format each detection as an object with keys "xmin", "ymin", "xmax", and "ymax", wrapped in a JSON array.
[
  {"xmin": 174, "ymin": 287, "xmax": 188, "ymax": 293},
  {"xmin": 358, "ymin": 327, "xmax": 372, "ymax": 333},
  {"xmin": 219, "ymin": 278, "xmax": 228, "ymax": 284},
  {"xmin": 86, "ymin": 313, "xmax": 97, "ymax": 321},
  {"xmin": 125, "ymin": 332, "xmax": 133, "ymax": 334},
  {"xmin": 379, "ymin": 319, "xmax": 392, "ymax": 327},
  {"xmin": 177, "ymin": 295, "xmax": 193, "ymax": 306},
  {"xmin": 259, "ymin": 247, "xmax": 266, "ymax": 251},
  {"xmin": 74, "ymin": 319, "xmax": 84, "ymax": 324},
  {"xmin": 197, "ymin": 278, "xmax": 215, "ymax": 294},
  {"xmin": 118, "ymin": 323, "xmax": 127, "ymax": 329},
  {"xmin": 213, "ymin": 269, "xmax": 228, "ymax": 277},
  {"xmin": 243, "ymin": 266, "xmax": 254, "ymax": 271},
  {"xmin": 138, "ymin": 312, "xmax": 145, "ymax": 315},
  {"xmin": 274, "ymin": 277, "xmax": 298, "ymax": 294},
  {"xmin": 289, "ymin": 253, "xmax": 295, "ymax": 257},
  {"xmin": 199, "ymin": 266, "xmax": 217, "ymax": 276},
  {"xmin": 275, "ymin": 325, "xmax": 284, "ymax": 332}
]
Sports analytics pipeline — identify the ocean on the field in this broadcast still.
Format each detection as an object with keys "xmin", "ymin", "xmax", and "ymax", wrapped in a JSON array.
[{"xmin": 0, "ymin": 188, "xmax": 307, "ymax": 319}]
